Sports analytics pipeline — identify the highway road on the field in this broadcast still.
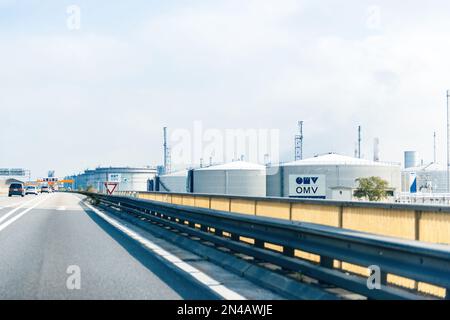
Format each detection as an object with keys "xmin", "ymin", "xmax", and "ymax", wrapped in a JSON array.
[{"xmin": 0, "ymin": 193, "xmax": 272, "ymax": 300}]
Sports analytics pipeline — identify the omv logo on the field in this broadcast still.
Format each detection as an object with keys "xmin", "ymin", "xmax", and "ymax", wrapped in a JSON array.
[
  {"xmin": 290, "ymin": 174, "xmax": 326, "ymax": 198},
  {"xmin": 296, "ymin": 177, "xmax": 319, "ymax": 185}
]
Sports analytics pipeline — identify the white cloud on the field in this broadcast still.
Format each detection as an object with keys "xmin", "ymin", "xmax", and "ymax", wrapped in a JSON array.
[{"xmin": 1, "ymin": 1, "xmax": 450, "ymax": 177}]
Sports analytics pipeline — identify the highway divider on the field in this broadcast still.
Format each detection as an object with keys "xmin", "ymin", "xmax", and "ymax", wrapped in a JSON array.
[
  {"xmin": 81, "ymin": 191, "xmax": 450, "ymax": 300},
  {"xmin": 115, "ymin": 191, "xmax": 450, "ymax": 297}
]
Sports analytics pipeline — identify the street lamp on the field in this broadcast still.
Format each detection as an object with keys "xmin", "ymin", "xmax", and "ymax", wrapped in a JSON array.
[{"xmin": 447, "ymin": 90, "xmax": 450, "ymax": 193}]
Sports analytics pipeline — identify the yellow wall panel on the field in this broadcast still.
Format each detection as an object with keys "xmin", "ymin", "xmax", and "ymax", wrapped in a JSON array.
[
  {"xmin": 182, "ymin": 195, "xmax": 195, "ymax": 207},
  {"xmin": 255, "ymin": 201, "xmax": 290, "ymax": 220},
  {"xmin": 138, "ymin": 194, "xmax": 150, "ymax": 200},
  {"xmin": 194, "ymin": 196, "xmax": 211, "ymax": 209},
  {"xmin": 155, "ymin": 194, "xmax": 164, "ymax": 203},
  {"xmin": 210, "ymin": 198, "xmax": 230, "ymax": 211},
  {"xmin": 343, "ymin": 207, "xmax": 416, "ymax": 239},
  {"xmin": 291, "ymin": 203, "xmax": 340, "ymax": 226},
  {"xmin": 171, "ymin": 195, "xmax": 183, "ymax": 205},
  {"xmin": 419, "ymin": 212, "xmax": 450, "ymax": 245},
  {"xmin": 230, "ymin": 199, "xmax": 256, "ymax": 215}
]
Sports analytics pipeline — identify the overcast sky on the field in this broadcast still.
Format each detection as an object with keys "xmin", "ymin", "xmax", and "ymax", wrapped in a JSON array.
[{"xmin": 1, "ymin": 0, "xmax": 450, "ymax": 178}]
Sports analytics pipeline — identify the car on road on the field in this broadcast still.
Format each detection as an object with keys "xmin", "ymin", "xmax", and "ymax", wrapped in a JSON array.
[
  {"xmin": 40, "ymin": 185, "xmax": 50, "ymax": 193},
  {"xmin": 25, "ymin": 186, "xmax": 39, "ymax": 195},
  {"xmin": 8, "ymin": 183, "xmax": 25, "ymax": 197}
]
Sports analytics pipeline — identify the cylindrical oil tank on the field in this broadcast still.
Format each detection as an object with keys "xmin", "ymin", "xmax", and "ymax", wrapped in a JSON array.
[
  {"xmin": 267, "ymin": 153, "xmax": 401, "ymax": 200},
  {"xmin": 404, "ymin": 151, "xmax": 418, "ymax": 169},
  {"xmin": 74, "ymin": 167, "xmax": 157, "ymax": 192},
  {"xmin": 157, "ymin": 170, "xmax": 188, "ymax": 193},
  {"xmin": 193, "ymin": 161, "xmax": 266, "ymax": 196}
]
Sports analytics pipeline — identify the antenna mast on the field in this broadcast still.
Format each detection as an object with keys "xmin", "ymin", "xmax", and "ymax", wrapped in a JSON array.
[
  {"xmin": 163, "ymin": 127, "xmax": 171, "ymax": 174},
  {"xmin": 434, "ymin": 131, "xmax": 437, "ymax": 164},
  {"xmin": 295, "ymin": 121, "xmax": 304, "ymax": 161}
]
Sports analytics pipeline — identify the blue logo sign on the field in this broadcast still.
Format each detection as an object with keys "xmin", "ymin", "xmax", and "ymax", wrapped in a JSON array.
[{"xmin": 296, "ymin": 177, "xmax": 319, "ymax": 185}]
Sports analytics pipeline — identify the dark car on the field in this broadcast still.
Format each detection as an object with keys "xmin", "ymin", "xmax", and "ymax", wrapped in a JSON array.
[{"xmin": 9, "ymin": 183, "xmax": 25, "ymax": 197}]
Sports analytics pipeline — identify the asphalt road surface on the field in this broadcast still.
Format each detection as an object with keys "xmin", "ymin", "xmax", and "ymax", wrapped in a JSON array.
[{"xmin": 0, "ymin": 193, "xmax": 221, "ymax": 300}]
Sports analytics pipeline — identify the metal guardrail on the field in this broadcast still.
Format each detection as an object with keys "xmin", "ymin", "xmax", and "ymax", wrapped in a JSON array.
[{"xmin": 81, "ymin": 192, "xmax": 450, "ymax": 300}]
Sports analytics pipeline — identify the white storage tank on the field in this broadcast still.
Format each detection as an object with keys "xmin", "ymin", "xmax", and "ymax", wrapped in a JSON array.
[
  {"xmin": 404, "ymin": 151, "xmax": 418, "ymax": 169},
  {"xmin": 192, "ymin": 161, "xmax": 266, "ymax": 196},
  {"xmin": 157, "ymin": 170, "xmax": 188, "ymax": 193},
  {"xmin": 74, "ymin": 167, "xmax": 157, "ymax": 192},
  {"xmin": 267, "ymin": 153, "xmax": 401, "ymax": 200}
]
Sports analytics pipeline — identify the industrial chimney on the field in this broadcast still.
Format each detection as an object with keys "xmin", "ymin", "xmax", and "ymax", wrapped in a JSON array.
[{"xmin": 373, "ymin": 138, "xmax": 380, "ymax": 162}]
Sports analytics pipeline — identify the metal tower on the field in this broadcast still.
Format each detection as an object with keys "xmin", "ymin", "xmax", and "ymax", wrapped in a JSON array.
[
  {"xmin": 163, "ymin": 127, "xmax": 171, "ymax": 174},
  {"xmin": 295, "ymin": 121, "xmax": 303, "ymax": 161},
  {"xmin": 447, "ymin": 91, "xmax": 450, "ymax": 192},
  {"xmin": 434, "ymin": 131, "xmax": 437, "ymax": 164}
]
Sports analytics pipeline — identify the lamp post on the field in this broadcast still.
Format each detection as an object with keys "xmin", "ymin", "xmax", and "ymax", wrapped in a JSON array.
[{"xmin": 447, "ymin": 90, "xmax": 450, "ymax": 193}]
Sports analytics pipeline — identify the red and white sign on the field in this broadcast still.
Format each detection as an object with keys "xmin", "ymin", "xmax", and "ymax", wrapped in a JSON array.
[{"xmin": 104, "ymin": 182, "xmax": 118, "ymax": 195}]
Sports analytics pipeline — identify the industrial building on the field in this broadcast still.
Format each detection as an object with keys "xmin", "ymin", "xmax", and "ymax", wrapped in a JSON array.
[
  {"xmin": 266, "ymin": 153, "xmax": 401, "ymax": 201},
  {"xmin": 74, "ymin": 167, "xmax": 157, "ymax": 193},
  {"xmin": 191, "ymin": 161, "xmax": 266, "ymax": 197},
  {"xmin": 401, "ymin": 162, "xmax": 447, "ymax": 193}
]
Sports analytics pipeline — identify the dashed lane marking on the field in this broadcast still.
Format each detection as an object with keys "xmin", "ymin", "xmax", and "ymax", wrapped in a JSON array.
[{"xmin": 83, "ymin": 201, "xmax": 246, "ymax": 300}]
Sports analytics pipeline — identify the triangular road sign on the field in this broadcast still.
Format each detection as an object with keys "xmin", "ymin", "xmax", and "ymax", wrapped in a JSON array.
[{"xmin": 104, "ymin": 182, "xmax": 118, "ymax": 195}]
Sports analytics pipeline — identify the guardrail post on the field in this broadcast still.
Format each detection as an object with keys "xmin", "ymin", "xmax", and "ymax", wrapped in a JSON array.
[
  {"xmin": 231, "ymin": 233, "xmax": 240, "ymax": 241},
  {"xmin": 283, "ymin": 246, "xmax": 295, "ymax": 257},
  {"xmin": 320, "ymin": 256, "xmax": 334, "ymax": 269},
  {"xmin": 318, "ymin": 255, "xmax": 334, "ymax": 285},
  {"xmin": 254, "ymin": 239, "xmax": 265, "ymax": 249}
]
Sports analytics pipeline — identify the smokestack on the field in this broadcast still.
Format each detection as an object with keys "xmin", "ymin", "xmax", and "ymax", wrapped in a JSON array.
[{"xmin": 373, "ymin": 138, "xmax": 380, "ymax": 162}]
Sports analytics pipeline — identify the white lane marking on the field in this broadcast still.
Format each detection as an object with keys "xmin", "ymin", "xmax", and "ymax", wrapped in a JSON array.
[
  {"xmin": 0, "ymin": 200, "xmax": 27, "ymax": 209},
  {"xmin": 57, "ymin": 206, "xmax": 66, "ymax": 211},
  {"xmin": 0, "ymin": 197, "xmax": 42, "ymax": 226},
  {"xmin": 83, "ymin": 201, "xmax": 246, "ymax": 300},
  {"xmin": 209, "ymin": 285, "xmax": 247, "ymax": 300},
  {"xmin": 0, "ymin": 195, "xmax": 51, "ymax": 233},
  {"xmin": 6, "ymin": 203, "xmax": 22, "ymax": 208}
]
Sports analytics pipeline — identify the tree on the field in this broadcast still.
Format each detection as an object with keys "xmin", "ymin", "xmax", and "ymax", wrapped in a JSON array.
[{"xmin": 354, "ymin": 176, "xmax": 389, "ymax": 201}]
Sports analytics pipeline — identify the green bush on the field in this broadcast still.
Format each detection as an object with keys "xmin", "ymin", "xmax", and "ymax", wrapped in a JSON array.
[{"xmin": 354, "ymin": 176, "xmax": 389, "ymax": 201}]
